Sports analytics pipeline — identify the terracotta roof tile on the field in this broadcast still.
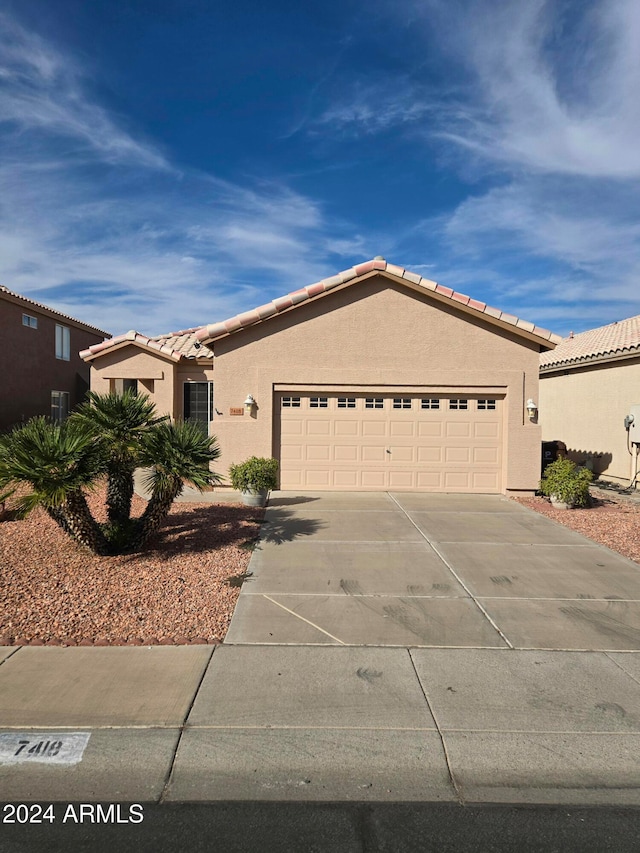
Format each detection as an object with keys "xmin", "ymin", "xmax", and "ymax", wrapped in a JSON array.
[
  {"xmin": 80, "ymin": 327, "xmax": 211, "ymax": 362},
  {"xmin": 0, "ymin": 285, "xmax": 110, "ymax": 337},
  {"xmin": 196, "ymin": 258, "xmax": 561, "ymax": 348},
  {"xmin": 540, "ymin": 315, "xmax": 640, "ymax": 369}
]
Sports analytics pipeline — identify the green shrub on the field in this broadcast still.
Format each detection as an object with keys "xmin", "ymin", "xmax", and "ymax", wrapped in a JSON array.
[
  {"xmin": 229, "ymin": 456, "xmax": 279, "ymax": 492},
  {"xmin": 539, "ymin": 457, "xmax": 593, "ymax": 507}
]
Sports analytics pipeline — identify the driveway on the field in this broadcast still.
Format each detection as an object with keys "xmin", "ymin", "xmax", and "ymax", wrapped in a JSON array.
[{"xmin": 226, "ymin": 492, "xmax": 640, "ymax": 650}]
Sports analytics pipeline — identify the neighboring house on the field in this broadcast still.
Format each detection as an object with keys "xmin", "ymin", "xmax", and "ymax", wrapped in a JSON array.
[
  {"xmin": 0, "ymin": 286, "xmax": 110, "ymax": 432},
  {"xmin": 539, "ymin": 315, "xmax": 640, "ymax": 486},
  {"xmin": 81, "ymin": 258, "xmax": 560, "ymax": 494}
]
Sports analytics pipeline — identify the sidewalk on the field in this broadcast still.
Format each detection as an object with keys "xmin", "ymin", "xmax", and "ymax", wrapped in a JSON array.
[
  {"xmin": 2, "ymin": 488, "xmax": 640, "ymax": 808},
  {"xmin": 1, "ymin": 643, "xmax": 640, "ymax": 805}
]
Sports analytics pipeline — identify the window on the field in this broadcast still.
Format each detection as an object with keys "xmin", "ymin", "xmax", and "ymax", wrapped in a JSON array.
[
  {"xmin": 51, "ymin": 391, "xmax": 70, "ymax": 423},
  {"xmin": 421, "ymin": 398, "xmax": 440, "ymax": 409},
  {"xmin": 309, "ymin": 396, "xmax": 328, "ymax": 408},
  {"xmin": 184, "ymin": 382, "xmax": 214, "ymax": 434},
  {"xmin": 113, "ymin": 378, "xmax": 138, "ymax": 395},
  {"xmin": 282, "ymin": 396, "xmax": 301, "ymax": 408},
  {"xmin": 393, "ymin": 398, "xmax": 412, "ymax": 409},
  {"xmin": 22, "ymin": 313, "xmax": 38, "ymax": 329},
  {"xmin": 477, "ymin": 399, "xmax": 496, "ymax": 410},
  {"xmin": 55, "ymin": 324, "xmax": 70, "ymax": 361},
  {"xmin": 449, "ymin": 399, "xmax": 468, "ymax": 410},
  {"xmin": 365, "ymin": 398, "xmax": 384, "ymax": 409},
  {"xmin": 337, "ymin": 398, "xmax": 356, "ymax": 408}
]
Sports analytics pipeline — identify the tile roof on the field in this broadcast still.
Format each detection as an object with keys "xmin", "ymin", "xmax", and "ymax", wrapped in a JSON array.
[
  {"xmin": 80, "ymin": 327, "xmax": 212, "ymax": 362},
  {"xmin": 195, "ymin": 258, "xmax": 561, "ymax": 348},
  {"xmin": 540, "ymin": 314, "xmax": 640, "ymax": 370},
  {"xmin": 0, "ymin": 285, "xmax": 110, "ymax": 337}
]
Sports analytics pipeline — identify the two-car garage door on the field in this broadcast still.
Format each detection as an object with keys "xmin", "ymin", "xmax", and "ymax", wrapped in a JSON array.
[{"xmin": 278, "ymin": 392, "xmax": 504, "ymax": 492}]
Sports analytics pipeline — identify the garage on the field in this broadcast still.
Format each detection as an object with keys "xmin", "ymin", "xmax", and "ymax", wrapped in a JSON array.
[{"xmin": 278, "ymin": 391, "xmax": 504, "ymax": 492}]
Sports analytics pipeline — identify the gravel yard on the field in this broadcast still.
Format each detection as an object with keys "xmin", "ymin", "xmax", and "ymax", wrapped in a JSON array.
[
  {"xmin": 2, "ymin": 484, "xmax": 640, "ymax": 647},
  {"xmin": 0, "ymin": 486, "xmax": 263, "ymax": 646},
  {"xmin": 513, "ymin": 487, "xmax": 640, "ymax": 565}
]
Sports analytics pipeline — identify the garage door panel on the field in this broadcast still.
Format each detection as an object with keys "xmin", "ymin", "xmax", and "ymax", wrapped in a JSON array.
[
  {"xmin": 473, "ymin": 472, "xmax": 500, "ymax": 490},
  {"xmin": 444, "ymin": 471, "xmax": 471, "ymax": 489},
  {"xmin": 389, "ymin": 471, "xmax": 414, "ymax": 488},
  {"xmin": 362, "ymin": 445, "xmax": 387, "ymax": 462},
  {"xmin": 335, "ymin": 421, "xmax": 359, "ymax": 436},
  {"xmin": 390, "ymin": 421, "xmax": 414, "ymax": 437},
  {"xmin": 306, "ymin": 445, "xmax": 331, "ymax": 461},
  {"xmin": 445, "ymin": 447, "xmax": 471, "ymax": 463},
  {"xmin": 419, "ymin": 422, "xmax": 443, "ymax": 437},
  {"xmin": 473, "ymin": 447, "xmax": 499, "ymax": 463},
  {"xmin": 335, "ymin": 445, "xmax": 359, "ymax": 461},
  {"xmin": 306, "ymin": 470, "xmax": 331, "ymax": 487},
  {"xmin": 281, "ymin": 420, "xmax": 303, "ymax": 436},
  {"xmin": 446, "ymin": 422, "xmax": 470, "ymax": 437},
  {"xmin": 390, "ymin": 446, "xmax": 415, "ymax": 463},
  {"xmin": 281, "ymin": 444, "xmax": 304, "ymax": 461},
  {"xmin": 475, "ymin": 422, "xmax": 500, "ymax": 438},
  {"xmin": 362, "ymin": 471, "xmax": 386, "ymax": 488},
  {"xmin": 307, "ymin": 420, "xmax": 331, "ymax": 436},
  {"xmin": 418, "ymin": 447, "xmax": 443, "ymax": 463},
  {"xmin": 278, "ymin": 393, "xmax": 503, "ymax": 493},
  {"xmin": 334, "ymin": 470, "xmax": 359, "ymax": 487},
  {"xmin": 362, "ymin": 421, "xmax": 387, "ymax": 437}
]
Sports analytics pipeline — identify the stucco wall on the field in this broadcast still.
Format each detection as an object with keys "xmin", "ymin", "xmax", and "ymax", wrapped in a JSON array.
[
  {"xmin": 539, "ymin": 357, "xmax": 640, "ymax": 484},
  {"xmin": 211, "ymin": 275, "xmax": 543, "ymax": 492},
  {"xmin": 89, "ymin": 347, "xmax": 177, "ymax": 417}
]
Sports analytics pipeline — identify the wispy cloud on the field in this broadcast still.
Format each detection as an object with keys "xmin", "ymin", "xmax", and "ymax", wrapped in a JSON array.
[
  {"xmin": 0, "ymin": 12, "xmax": 169, "ymax": 170},
  {"xmin": 421, "ymin": 0, "xmax": 640, "ymax": 179},
  {"xmin": 0, "ymin": 11, "xmax": 365, "ymax": 336}
]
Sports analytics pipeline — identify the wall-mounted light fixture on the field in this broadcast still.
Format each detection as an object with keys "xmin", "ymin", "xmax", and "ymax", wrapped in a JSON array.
[
  {"xmin": 244, "ymin": 394, "xmax": 256, "ymax": 413},
  {"xmin": 526, "ymin": 398, "xmax": 538, "ymax": 420}
]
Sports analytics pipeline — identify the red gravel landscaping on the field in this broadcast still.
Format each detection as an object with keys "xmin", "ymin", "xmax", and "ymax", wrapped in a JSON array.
[
  {"xmin": 0, "ymin": 486, "xmax": 263, "ymax": 647},
  {"xmin": 513, "ymin": 488, "xmax": 640, "ymax": 565}
]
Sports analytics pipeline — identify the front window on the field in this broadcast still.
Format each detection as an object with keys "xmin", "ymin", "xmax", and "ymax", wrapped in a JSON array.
[
  {"xmin": 184, "ymin": 382, "xmax": 214, "ymax": 434},
  {"xmin": 22, "ymin": 313, "xmax": 38, "ymax": 329},
  {"xmin": 55, "ymin": 324, "xmax": 70, "ymax": 361},
  {"xmin": 51, "ymin": 391, "xmax": 70, "ymax": 423},
  {"xmin": 112, "ymin": 378, "xmax": 138, "ymax": 395}
]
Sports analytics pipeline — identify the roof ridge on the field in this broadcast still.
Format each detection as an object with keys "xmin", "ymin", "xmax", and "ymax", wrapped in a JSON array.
[
  {"xmin": 540, "ymin": 313, "xmax": 640, "ymax": 368},
  {"xmin": 195, "ymin": 258, "xmax": 561, "ymax": 347},
  {"xmin": 0, "ymin": 284, "xmax": 111, "ymax": 337}
]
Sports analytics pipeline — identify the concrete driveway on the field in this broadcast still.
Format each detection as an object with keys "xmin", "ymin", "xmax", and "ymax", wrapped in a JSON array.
[{"xmin": 226, "ymin": 492, "xmax": 640, "ymax": 650}]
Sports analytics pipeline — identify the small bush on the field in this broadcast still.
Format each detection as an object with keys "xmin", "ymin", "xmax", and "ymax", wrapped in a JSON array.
[
  {"xmin": 229, "ymin": 457, "xmax": 279, "ymax": 492},
  {"xmin": 540, "ymin": 457, "xmax": 593, "ymax": 507}
]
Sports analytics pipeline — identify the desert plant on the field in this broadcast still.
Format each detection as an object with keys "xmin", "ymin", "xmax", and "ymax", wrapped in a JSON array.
[
  {"xmin": 540, "ymin": 456, "xmax": 593, "ymax": 508},
  {"xmin": 72, "ymin": 390, "xmax": 167, "ymax": 525},
  {"xmin": 0, "ymin": 417, "xmax": 109, "ymax": 553},
  {"xmin": 229, "ymin": 456, "xmax": 279, "ymax": 493},
  {"xmin": 132, "ymin": 420, "xmax": 223, "ymax": 548}
]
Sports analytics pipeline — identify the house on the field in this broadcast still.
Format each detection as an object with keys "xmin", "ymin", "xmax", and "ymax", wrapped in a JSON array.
[
  {"xmin": 0, "ymin": 286, "xmax": 110, "ymax": 432},
  {"xmin": 539, "ymin": 315, "xmax": 640, "ymax": 486},
  {"xmin": 81, "ymin": 258, "xmax": 560, "ymax": 494}
]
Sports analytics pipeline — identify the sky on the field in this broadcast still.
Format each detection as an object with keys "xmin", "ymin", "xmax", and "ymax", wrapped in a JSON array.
[{"xmin": 2, "ymin": 0, "xmax": 640, "ymax": 339}]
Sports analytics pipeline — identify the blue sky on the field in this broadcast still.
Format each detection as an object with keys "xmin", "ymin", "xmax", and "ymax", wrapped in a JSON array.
[{"xmin": 2, "ymin": 0, "xmax": 640, "ymax": 338}]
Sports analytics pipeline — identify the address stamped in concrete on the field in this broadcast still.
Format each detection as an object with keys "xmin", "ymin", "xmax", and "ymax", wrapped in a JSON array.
[{"xmin": 0, "ymin": 732, "xmax": 91, "ymax": 765}]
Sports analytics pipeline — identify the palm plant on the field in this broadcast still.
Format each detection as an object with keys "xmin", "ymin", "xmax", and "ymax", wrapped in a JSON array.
[
  {"xmin": 72, "ymin": 390, "xmax": 166, "ymax": 525},
  {"xmin": 0, "ymin": 417, "xmax": 108, "ymax": 554},
  {"xmin": 132, "ymin": 420, "xmax": 223, "ymax": 548}
]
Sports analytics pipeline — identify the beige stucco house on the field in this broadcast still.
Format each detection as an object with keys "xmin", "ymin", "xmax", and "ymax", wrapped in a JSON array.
[
  {"xmin": 81, "ymin": 258, "xmax": 560, "ymax": 494},
  {"xmin": 0, "ymin": 285, "xmax": 110, "ymax": 432},
  {"xmin": 539, "ymin": 315, "xmax": 640, "ymax": 486}
]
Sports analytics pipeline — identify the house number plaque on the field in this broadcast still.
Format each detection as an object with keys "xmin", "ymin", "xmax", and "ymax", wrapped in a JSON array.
[{"xmin": 229, "ymin": 407, "xmax": 244, "ymax": 416}]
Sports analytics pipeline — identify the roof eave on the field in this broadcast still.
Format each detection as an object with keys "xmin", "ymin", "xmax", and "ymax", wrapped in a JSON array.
[
  {"xmin": 80, "ymin": 338, "xmax": 183, "ymax": 363},
  {"xmin": 541, "ymin": 346, "xmax": 640, "ymax": 374},
  {"xmin": 196, "ymin": 266, "xmax": 560, "ymax": 350}
]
